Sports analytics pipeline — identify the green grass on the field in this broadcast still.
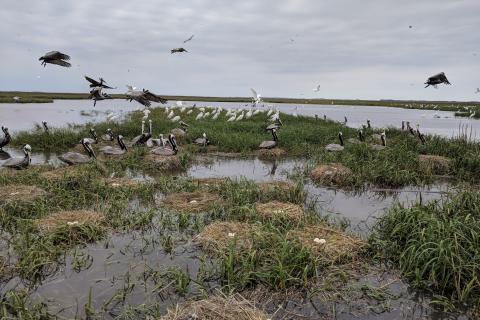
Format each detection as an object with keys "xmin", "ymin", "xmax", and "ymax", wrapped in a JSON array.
[{"xmin": 369, "ymin": 189, "xmax": 480, "ymax": 305}]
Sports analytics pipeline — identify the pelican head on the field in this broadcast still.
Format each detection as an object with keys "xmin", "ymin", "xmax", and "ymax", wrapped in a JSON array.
[
  {"xmin": 2, "ymin": 126, "xmax": 8, "ymax": 135},
  {"xmin": 23, "ymin": 144, "xmax": 32, "ymax": 154},
  {"xmin": 338, "ymin": 132, "xmax": 344, "ymax": 146},
  {"xmin": 81, "ymin": 139, "xmax": 96, "ymax": 158},
  {"xmin": 118, "ymin": 135, "xmax": 127, "ymax": 150},
  {"xmin": 381, "ymin": 132, "xmax": 386, "ymax": 146},
  {"xmin": 89, "ymin": 128, "xmax": 98, "ymax": 141},
  {"xmin": 168, "ymin": 134, "xmax": 178, "ymax": 154}
]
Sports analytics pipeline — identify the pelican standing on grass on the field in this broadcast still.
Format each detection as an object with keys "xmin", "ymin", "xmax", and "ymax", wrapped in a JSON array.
[{"xmin": 2, "ymin": 144, "xmax": 31, "ymax": 169}]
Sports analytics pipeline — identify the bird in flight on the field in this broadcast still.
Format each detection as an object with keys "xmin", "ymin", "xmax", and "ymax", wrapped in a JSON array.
[
  {"xmin": 89, "ymin": 87, "xmax": 112, "ymax": 107},
  {"xmin": 475, "ymin": 88, "xmax": 480, "ymax": 94},
  {"xmin": 251, "ymin": 88, "xmax": 262, "ymax": 104},
  {"xmin": 85, "ymin": 76, "xmax": 115, "ymax": 89},
  {"xmin": 39, "ymin": 51, "xmax": 71, "ymax": 67},
  {"xmin": 424, "ymin": 72, "xmax": 451, "ymax": 88},
  {"xmin": 125, "ymin": 85, "xmax": 168, "ymax": 107},
  {"xmin": 313, "ymin": 84, "xmax": 321, "ymax": 92},
  {"xmin": 171, "ymin": 48, "xmax": 188, "ymax": 54},
  {"xmin": 183, "ymin": 35, "xmax": 194, "ymax": 43}
]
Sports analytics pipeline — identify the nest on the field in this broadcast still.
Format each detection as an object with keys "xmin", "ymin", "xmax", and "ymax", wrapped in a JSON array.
[
  {"xmin": 257, "ymin": 180, "xmax": 296, "ymax": 193},
  {"xmin": 160, "ymin": 294, "xmax": 268, "ymax": 320},
  {"xmin": 255, "ymin": 201, "xmax": 303, "ymax": 222},
  {"xmin": 103, "ymin": 177, "xmax": 143, "ymax": 189},
  {"xmin": 288, "ymin": 225, "xmax": 366, "ymax": 263},
  {"xmin": 163, "ymin": 191, "xmax": 223, "ymax": 213},
  {"xmin": 145, "ymin": 154, "xmax": 182, "ymax": 171},
  {"xmin": 418, "ymin": 155, "xmax": 451, "ymax": 175},
  {"xmin": 195, "ymin": 221, "xmax": 258, "ymax": 253},
  {"xmin": 310, "ymin": 163, "xmax": 353, "ymax": 186},
  {"xmin": 191, "ymin": 178, "xmax": 228, "ymax": 188},
  {"xmin": 0, "ymin": 185, "xmax": 46, "ymax": 203},
  {"xmin": 257, "ymin": 148, "xmax": 287, "ymax": 159},
  {"xmin": 35, "ymin": 210, "xmax": 105, "ymax": 233}
]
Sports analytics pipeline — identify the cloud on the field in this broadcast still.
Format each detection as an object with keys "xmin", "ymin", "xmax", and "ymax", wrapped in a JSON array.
[{"xmin": 0, "ymin": 0, "xmax": 479, "ymax": 101}]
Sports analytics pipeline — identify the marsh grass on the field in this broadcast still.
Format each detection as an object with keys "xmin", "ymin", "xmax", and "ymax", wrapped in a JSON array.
[{"xmin": 370, "ymin": 189, "xmax": 480, "ymax": 305}]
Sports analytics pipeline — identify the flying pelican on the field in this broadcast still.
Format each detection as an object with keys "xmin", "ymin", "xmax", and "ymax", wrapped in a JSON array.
[
  {"xmin": 325, "ymin": 132, "xmax": 344, "ymax": 152},
  {"xmin": 251, "ymin": 88, "xmax": 262, "ymax": 105},
  {"xmin": 59, "ymin": 139, "xmax": 96, "ymax": 165},
  {"xmin": 259, "ymin": 128, "xmax": 278, "ymax": 149},
  {"xmin": 424, "ymin": 72, "xmax": 451, "ymax": 88},
  {"xmin": 103, "ymin": 135, "xmax": 128, "ymax": 155},
  {"xmin": 39, "ymin": 51, "xmax": 71, "ymax": 67},
  {"xmin": 151, "ymin": 134, "xmax": 178, "ymax": 156},
  {"xmin": 0, "ymin": 127, "xmax": 11, "ymax": 150},
  {"xmin": 313, "ymin": 84, "xmax": 321, "ymax": 92},
  {"xmin": 475, "ymin": 88, "xmax": 480, "ymax": 94},
  {"xmin": 183, "ymin": 35, "xmax": 194, "ymax": 43},
  {"xmin": 84, "ymin": 76, "xmax": 115, "ymax": 89},
  {"xmin": 194, "ymin": 133, "xmax": 209, "ymax": 147},
  {"xmin": 171, "ymin": 48, "xmax": 188, "ymax": 54},
  {"xmin": 2, "ymin": 144, "xmax": 31, "ymax": 169},
  {"xmin": 89, "ymin": 87, "xmax": 112, "ymax": 107},
  {"xmin": 125, "ymin": 86, "xmax": 168, "ymax": 107}
]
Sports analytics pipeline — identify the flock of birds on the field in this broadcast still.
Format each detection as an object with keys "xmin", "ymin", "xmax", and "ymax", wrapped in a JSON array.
[{"xmin": 0, "ymin": 41, "xmax": 462, "ymax": 170}]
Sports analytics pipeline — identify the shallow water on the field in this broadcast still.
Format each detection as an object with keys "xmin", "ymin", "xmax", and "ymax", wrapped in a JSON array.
[{"xmin": 1, "ymin": 99, "xmax": 479, "ymax": 139}]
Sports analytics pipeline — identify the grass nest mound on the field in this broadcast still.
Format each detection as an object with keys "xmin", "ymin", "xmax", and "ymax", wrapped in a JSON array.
[
  {"xmin": 0, "ymin": 185, "xmax": 46, "ymax": 203},
  {"xmin": 145, "ymin": 154, "xmax": 182, "ymax": 171},
  {"xmin": 418, "ymin": 155, "xmax": 451, "ymax": 175},
  {"xmin": 289, "ymin": 225, "xmax": 365, "ymax": 263},
  {"xmin": 255, "ymin": 201, "xmax": 303, "ymax": 222},
  {"xmin": 195, "ymin": 221, "xmax": 259, "ymax": 253},
  {"xmin": 163, "ymin": 191, "xmax": 223, "ymax": 213},
  {"xmin": 257, "ymin": 180, "xmax": 296, "ymax": 193},
  {"xmin": 160, "ymin": 294, "xmax": 268, "ymax": 320},
  {"xmin": 35, "ymin": 210, "xmax": 106, "ymax": 233},
  {"xmin": 257, "ymin": 148, "xmax": 287, "ymax": 159},
  {"xmin": 310, "ymin": 163, "xmax": 353, "ymax": 186}
]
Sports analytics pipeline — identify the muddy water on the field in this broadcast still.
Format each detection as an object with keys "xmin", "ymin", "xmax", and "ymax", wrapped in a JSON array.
[{"xmin": 1, "ymin": 99, "xmax": 479, "ymax": 139}]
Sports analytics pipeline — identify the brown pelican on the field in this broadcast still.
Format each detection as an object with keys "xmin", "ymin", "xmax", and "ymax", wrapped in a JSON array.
[
  {"xmin": 425, "ymin": 72, "xmax": 451, "ymax": 88},
  {"xmin": 59, "ymin": 139, "xmax": 96, "ymax": 165},
  {"xmin": 84, "ymin": 76, "xmax": 115, "ymax": 89},
  {"xmin": 366, "ymin": 119, "xmax": 371, "ymax": 129},
  {"xmin": 325, "ymin": 132, "xmax": 344, "ymax": 152},
  {"xmin": 171, "ymin": 48, "xmax": 188, "ymax": 54},
  {"xmin": 39, "ymin": 51, "xmax": 71, "ymax": 67},
  {"xmin": 125, "ymin": 86, "xmax": 167, "ymax": 107},
  {"xmin": 2, "ymin": 144, "xmax": 31, "ymax": 169},
  {"xmin": 371, "ymin": 132, "xmax": 387, "ymax": 150},
  {"xmin": 194, "ymin": 133, "xmax": 209, "ymax": 147},
  {"xmin": 0, "ymin": 127, "xmax": 11, "ymax": 150},
  {"xmin": 402, "ymin": 121, "xmax": 405, "ymax": 130},
  {"xmin": 89, "ymin": 87, "xmax": 112, "ymax": 107},
  {"xmin": 84, "ymin": 128, "xmax": 98, "ymax": 145},
  {"xmin": 171, "ymin": 121, "xmax": 189, "ymax": 137},
  {"xmin": 348, "ymin": 130, "xmax": 364, "ymax": 144},
  {"xmin": 42, "ymin": 121, "xmax": 49, "ymax": 133},
  {"xmin": 259, "ymin": 129, "xmax": 278, "ymax": 149},
  {"xmin": 416, "ymin": 125, "xmax": 426, "ymax": 144},
  {"xmin": 103, "ymin": 135, "xmax": 128, "ymax": 155},
  {"xmin": 151, "ymin": 134, "xmax": 178, "ymax": 156},
  {"xmin": 266, "ymin": 118, "xmax": 283, "ymax": 131},
  {"xmin": 131, "ymin": 121, "xmax": 151, "ymax": 146},
  {"xmin": 101, "ymin": 129, "xmax": 115, "ymax": 142},
  {"xmin": 151, "ymin": 134, "xmax": 168, "ymax": 147}
]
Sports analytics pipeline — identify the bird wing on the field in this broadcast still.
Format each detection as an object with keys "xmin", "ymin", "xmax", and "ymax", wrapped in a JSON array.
[
  {"xmin": 85, "ymin": 76, "xmax": 100, "ymax": 86},
  {"xmin": 44, "ymin": 51, "xmax": 71, "ymax": 60},
  {"xmin": 142, "ymin": 90, "xmax": 168, "ymax": 104},
  {"xmin": 183, "ymin": 35, "xmax": 194, "ymax": 43},
  {"xmin": 251, "ymin": 88, "xmax": 258, "ymax": 99},
  {"xmin": 48, "ymin": 59, "xmax": 72, "ymax": 67},
  {"xmin": 439, "ymin": 73, "xmax": 451, "ymax": 84},
  {"xmin": 132, "ymin": 95, "xmax": 151, "ymax": 107}
]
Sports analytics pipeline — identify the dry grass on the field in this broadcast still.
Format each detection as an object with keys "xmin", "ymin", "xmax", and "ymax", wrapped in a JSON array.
[
  {"xmin": 310, "ymin": 163, "xmax": 353, "ymax": 186},
  {"xmin": 144, "ymin": 154, "xmax": 182, "ymax": 171},
  {"xmin": 0, "ymin": 185, "xmax": 46, "ymax": 203},
  {"xmin": 257, "ymin": 148, "xmax": 287, "ymax": 159},
  {"xmin": 40, "ymin": 166, "xmax": 84, "ymax": 181},
  {"xmin": 35, "ymin": 210, "xmax": 105, "ymax": 233},
  {"xmin": 255, "ymin": 201, "xmax": 303, "ymax": 222},
  {"xmin": 418, "ymin": 155, "xmax": 451, "ymax": 175},
  {"xmin": 191, "ymin": 178, "xmax": 228, "ymax": 188},
  {"xmin": 103, "ymin": 177, "xmax": 143, "ymax": 188},
  {"xmin": 163, "ymin": 191, "xmax": 223, "ymax": 213},
  {"xmin": 288, "ymin": 225, "xmax": 366, "ymax": 263},
  {"xmin": 257, "ymin": 180, "xmax": 296, "ymax": 193},
  {"xmin": 195, "ymin": 221, "xmax": 259, "ymax": 253},
  {"xmin": 160, "ymin": 293, "xmax": 269, "ymax": 320}
]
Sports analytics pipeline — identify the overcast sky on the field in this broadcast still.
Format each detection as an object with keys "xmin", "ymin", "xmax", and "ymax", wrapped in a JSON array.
[{"xmin": 0, "ymin": 0, "xmax": 479, "ymax": 101}]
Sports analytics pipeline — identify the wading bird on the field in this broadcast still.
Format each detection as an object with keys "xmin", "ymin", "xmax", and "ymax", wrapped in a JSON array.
[
  {"xmin": 39, "ymin": 51, "xmax": 71, "ymax": 67},
  {"xmin": 125, "ymin": 86, "xmax": 168, "ymax": 107},
  {"xmin": 425, "ymin": 72, "xmax": 451, "ymax": 88},
  {"xmin": 259, "ymin": 129, "xmax": 278, "ymax": 149},
  {"xmin": 152, "ymin": 134, "xmax": 178, "ymax": 156},
  {"xmin": 0, "ymin": 127, "xmax": 11, "ymax": 150},
  {"xmin": 84, "ymin": 76, "xmax": 115, "ymax": 89},
  {"xmin": 2, "ymin": 144, "xmax": 31, "ymax": 169},
  {"xmin": 171, "ymin": 48, "xmax": 188, "ymax": 54},
  {"xmin": 59, "ymin": 139, "xmax": 96, "ymax": 165},
  {"xmin": 325, "ymin": 132, "xmax": 344, "ymax": 152}
]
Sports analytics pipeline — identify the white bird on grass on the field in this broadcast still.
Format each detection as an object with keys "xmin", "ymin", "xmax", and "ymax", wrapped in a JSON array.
[
  {"xmin": 167, "ymin": 110, "xmax": 175, "ymax": 119},
  {"xmin": 142, "ymin": 109, "xmax": 151, "ymax": 120},
  {"xmin": 227, "ymin": 114, "xmax": 236, "ymax": 122},
  {"xmin": 186, "ymin": 109, "xmax": 193, "ymax": 115},
  {"xmin": 171, "ymin": 115, "xmax": 181, "ymax": 122},
  {"xmin": 236, "ymin": 112, "xmax": 245, "ymax": 121},
  {"xmin": 195, "ymin": 112, "xmax": 204, "ymax": 120}
]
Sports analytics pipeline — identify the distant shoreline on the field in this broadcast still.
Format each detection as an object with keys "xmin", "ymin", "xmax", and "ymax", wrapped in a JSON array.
[{"xmin": 1, "ymin": 91, "xmax": 479, "ymax": 112}]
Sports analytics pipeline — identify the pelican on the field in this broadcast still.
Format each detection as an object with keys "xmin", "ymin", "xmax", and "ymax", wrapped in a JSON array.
[
  {"xmin": 101, "ymin": 129, "xmax": 115, "ymax": 142},
  {"xmin": 0, "ymin": 127, "xmax": 12, "ymax": 150},
  {"xmin": 84, "ymin": 128, "xmax": 98, "ymax": 144},
  {"xmin": 130, "ymin": 121, "xmax": 151, "ymax": 146},
  {"xmin": 85, "ymin": 76, "xmax": 115, "ymax": 89},
  {"xmin": 186, "ymin": 109, "xmax": 193, "ymax": 115},
  {"xmin": 348, "ymin": 130, "xmax": 364, "ymax": 144},
  {"xmin": 366, "ymin": 119, "xmax": 371, "ymax": 129},
  {"xmin": 416, "ymin": 125, "xmax": 426, "ymax": 145},
  {"xmin": 259, "ymin": 129, "xmax": 278, "ymax": 149},
  {"xmin": 194, "ymin": 133, "xmax": 209, "ymax": 147},
  {"xmin": 227, "ymin": 114, "xmax": 236, "ymax": 122},
  {"xmin": 103, "ymin": 135, "xmax": 128, "ymax": 155},
  {"xmin": 292, "ymin": 107, "xmax": 298, "ymax": 118},
  {"xmin": 425, "ymin": 72, "xmax": 451, "ymax": 88},
  {"xmin": 151, "ymin": 134, "xmax": 169, "ymax": 147},
  {"xmin": 89, "ymin": 87, "xmax": 112, "ymax": 107},
  {"xmin": 371, "ymin": 132, "xmax": 387, "ymax": 150},
  {"xmin": 212, "ymin": 112, "xmax": 220, "ymax": 120},
  {"xmin": 125, "ymin": 86, "xmax": 167, "ymax": 107},
  {"xmin": 245, "ymin": 109, "xmax": 253, "ymax": 119},
  {"xmin": 152, "ymin": 134, "xmax": 178, "ymax": 156},
  {"xmin": 266, "ymin": 118, "xmax": 283, "ymax": 131},
  {"xmin": 313, "ymin": 84, "xmax": 321, "ymax": 92},
  {"xmin": 59, "ymin": 139, "xmax": 95, "ymax": 165},
  {"xmin": 2, "ymin": 144, "xmax": 31, "ymax": 169},
  {"xmin": 325, "ymin": 132, "xmax": 344, "ymax": 152},
  {"xmin": 41, "ymin": 121, "xmax": 49, "ymax": 133},
  {"xmin": 39, "ymin": 51, "xmax": 71, "ymax": 67},
  {"xmin": 171, "ymin": 121, "xmax": 188, "ymax": 137},
  {"xmin": 171, "ymin": 48, "xmax": 188, "ymax": 54},
  {"xmin": 343, "ymin": 116, "xmax": 348, "ymax": 125}
]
